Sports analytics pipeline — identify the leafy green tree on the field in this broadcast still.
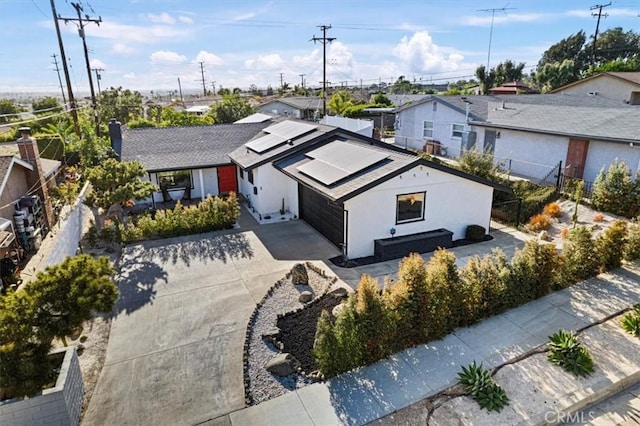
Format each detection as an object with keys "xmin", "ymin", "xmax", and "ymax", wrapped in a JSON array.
[
  {"xmin": 538, "ymin": 31, "xmax": 587, "ymax": 75},
  {"xmin": 390, "ymin": 76, "xmax": 417, "ymax": 94},
  {"xmin": 160, "ymin": 108, "xmax": 213, "ymax": 126},
  {"xmin": 625, "ymin": 220, "xmax": 640, "ymax": 261},
  {"xmin": 98, "ymin": 86, "xmax": 143, "ymax": 125},
  {"xmin": 371, "ymin": 92, "xmax": 392, "ymax": 106},
  {"xmin": 32, "ymin": 96, "xmax": 62, "ymax": 114},
  {"xmin": 556, "ymin": 226, "xmax": 599, "ymax": 287},
  {"xmin": 457, "ymin": 149, "xmax": 503, "ymax": 182},
  {"xmin": 211, "ymin": 94, "xmax": 254, "ymax": 123},
  {"xmin": 0, "ymin": 98, "xmax": 19, "ymax": 124},
  {"xmin": 591, "ymin": 160, "xmax": 640, "ymax": 218},
  {"xmin": 313, "ymin": 310, "xmax": 341, "ymax": 377},
  {"xmin": 328, "ymin": 90, "xmax": 354, "ymax": 116},
  {"xmin": 596, "ymin": 220, "xmax": 628, "ymax": 272},
  {"xmin": 218, "ymin": 88, "xmax": 231, "ymax": 96},
  {"xmin": 353, "ymin": 275, "xmax": 390, "ymax": 364},
  {"xmin": 425, "ymin": 249, "xmax": 463, "ymax": 333},
  {"xmin": 85, "ymin": 159, "xmax": 156, "ymax": 229},
  {"xmin": 493, "ymin": 60, "xmax": 526, "ymax": 87},
  {"xmin": 593, "ymin": 27, "xmax": 640, "ymax": 64},
  {"xmin": 536, "ymin": 59, "xmax": 577, "ymax": 92},
  {"xmin": 127, "ymin": 118, "xmax": 159, "ymax": 128},
  {"xmin": 460, "ymin": 249, "xmax": 508, "ymax": 317},
  {"xmin": 475, "ymin": 65, "xmax": 495, "ymax": 95}
]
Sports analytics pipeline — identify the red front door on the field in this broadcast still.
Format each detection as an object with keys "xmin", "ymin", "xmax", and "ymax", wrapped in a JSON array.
[
  {"xmin": 217, "ymin": 165, "xmax": 238, "ymax": 194},
  {"xmin": 565, "ymin": 139, "xmax": 589, "ymax": 179}
]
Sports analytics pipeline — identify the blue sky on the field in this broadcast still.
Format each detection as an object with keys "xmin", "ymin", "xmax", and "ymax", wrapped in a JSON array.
[{"xmin": 0, "ymin": 0, "xmax": 639, "ymax": 96}]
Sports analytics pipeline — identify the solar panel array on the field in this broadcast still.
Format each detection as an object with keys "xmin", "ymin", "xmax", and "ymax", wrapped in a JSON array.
[
  {"xmin": 297, "ymin": 142, "xmax": 388, "ymax": 185},
  {"xmin": 245, "ymin": 121, "xmax": 317, "ymax": 154}
]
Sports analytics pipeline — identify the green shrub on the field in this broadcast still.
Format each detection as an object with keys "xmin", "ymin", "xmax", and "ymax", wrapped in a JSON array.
[
  {"xmin": 457, "ymin": 362, "xmax": 509, "ymax": 412},
  {"xmin": 625, "ymin": 220, "xmax": 640, "ymax": 261},
  {"xmin": 506, "ymin": 240, "xmax": 559, "ymax": 304},
  {"xmin": 425, "ymin": 250, "xmax": 464, "ymax": 333},
  {"xmin": 465, "ymin": 224, "xmax": 486, "ymax": 241},
  {"xmin": 591, "ymin": 160, "xmax": 640, "ymax": 218},
  {"xmin": 556, "ymin": 227, "xmax": 599, "ymax": 288},
  {"xmin": 313, "ymin": 310, "xmax": 341, "ymax": 378},
  {"xmin": 457, "ymin": 149, "xmax": 504, "ymax": 182},
  {"xmin": 460, "ymin": 249, "xmax": 508, "ymax": 318},
  {"xmin": 596, "ymin": 220, "xmax": 628, "ymax": 271},
  {"xmin": 512, "ymin": 181, "xmax": 558, "ymax": 223},
  {"xmin": 353, "ymin": 275, "xmax": 391, "ymax": 364},
  {"xmin": 547, "ymin": 329, "xmax": 594, "ymax": 377},
  {"xmin": 621, "ymin": 304, "xmax": 640, "ymax": 337}
]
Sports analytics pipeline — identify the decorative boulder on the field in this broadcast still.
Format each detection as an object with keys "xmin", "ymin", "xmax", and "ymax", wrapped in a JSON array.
[
  {"xmin": 291, "ymin": 263, "xmax": 309, "ymax": 285},
  {"xmin": 299, "ymin": 291, "xmax": 313, "ymax": 303},
  {"xmin": 261, "ymin": 328, "xmax": 281, "ymax": 343},
  {"xmin": 332, "ymin": 302, "xmax": 346, "ymax": 318},
  {"xmin": 329, "ymin": 287, "xmax": 348, "ymax": 299},
  {"xmin": 538, "ymin": 230, "xmax": 551, "ymax": 241},
  {"xmin": 265, "ymin": 353, "xmax": 298, "ymax": 377}
]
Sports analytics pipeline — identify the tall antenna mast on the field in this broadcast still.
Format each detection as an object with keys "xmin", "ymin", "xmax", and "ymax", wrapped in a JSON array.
[{"xmin": 477, "ymin": 4, "xmax": 516, "ymax": 71}]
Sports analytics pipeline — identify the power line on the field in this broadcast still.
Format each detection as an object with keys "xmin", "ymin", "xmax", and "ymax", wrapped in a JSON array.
[
  {"xmin": 60, "ymin": 2, "xmax": 102, "ymax": 136},
  {"xmin": 311, "ymin": 24, "xmax": 335, "ymax": 117},
  {"xmin": 51, "ymin": 54, "xmax": 67, "ymax": 106},
  {"xmin": 477, "ymin": 4, "xmax": 516, "ymax": 72},
  {"xmin": 590, "ymin": 2, "xmax": 612, "ymax": 64}
]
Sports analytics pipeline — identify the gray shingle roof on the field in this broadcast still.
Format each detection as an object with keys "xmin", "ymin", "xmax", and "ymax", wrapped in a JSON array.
[
  {"xmin": 121, "ymin": 122, "xmax": 272, "ymax": 172},
  {"xmin": 260, "ymin": 97, "xmax": 323, "ymax": 111},
  {"xmin": 473, "ymin": 102, "xmax": 640, "ymax": 143}
]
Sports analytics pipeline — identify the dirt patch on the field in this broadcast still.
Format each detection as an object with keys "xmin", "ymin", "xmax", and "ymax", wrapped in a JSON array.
[{"xmin": 276, "ymin": 294, "xmax": 343, "ymax": 373}]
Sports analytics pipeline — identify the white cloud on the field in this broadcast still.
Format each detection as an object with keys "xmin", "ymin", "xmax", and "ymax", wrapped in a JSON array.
[
  {"xmin": 90, "ymin": 59, "xmax": 107, "ymax": 69},
  {"xmin": 462, "ymin": 13, "xmax": 546, "ymax": 27},
  {"xmin": 178, "ymin": 16, "xmax": 194, "ymax": 24},
  {"xmin": 194, "ymin": 51, "xmax": 224, "ymax": 66},
  {"xmin": 111, "ymin": 43, "xmax": 136, "ymax": 55},
  {"xmin": 84, "ymin": 21, "xmax": 189, "ymax": 43},
  {"xmin": 123, "ymin": 72, "xmax": 136, "ymax": 79},
  {"xmin": 233, "ymin": 12, "xmax": 256, "ymax": 21},
  {"xmin": 393, "ymin": 31, "xmax": 467, "ymax": 74},
  {"xmin": 245, "ymin": 53, "xmax": 284, "ymax": 70},
  {"xmin": 147, "ymin": 12, "xmax": 176, "ymax": 25},
  {"xmin": 150, "ymin": 50, "xmax": 187, "ymax": 65}
]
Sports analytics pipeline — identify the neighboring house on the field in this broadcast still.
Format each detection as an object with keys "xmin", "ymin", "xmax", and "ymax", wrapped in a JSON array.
[
  {"xmin": 257, "ymin": 97, "xmax": 323, "ymax": 120},
  {"xmin": 471, "ymin": 102, "xmax": 640, "ymax": 183},
  {"xmin": 489, "ymin": 81, "xmax": 539, "ymax": 95},
  {"xmin": 114, "ymin": 120, "xmax": 272, "ymax": 206},
  {"xmin": 394, "ymin": 93, "xmax": 638, "ymax": 182},
  {"xmin": 229, "ymin": 119, "xmax": 507, "ymax": 259},
  {"xmin": 235, "ymin": 113, "xmax": 274, "ymax": 124},
  {"xmin": 550, "ymin": 72, "xmax": 640, "ymax": 105},
  {"xmin": 320, "ymin": 116, "xmax": 373, "ymax": 137},
  {"xmin": 185, "ymin": 105, "xmax": 211, "ymax": 115}
]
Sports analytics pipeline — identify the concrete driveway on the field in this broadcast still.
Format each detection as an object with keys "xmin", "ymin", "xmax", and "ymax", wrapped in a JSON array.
[{"xmin": 83, "ymin": 217, "xmax": 339, "ymax": 426}]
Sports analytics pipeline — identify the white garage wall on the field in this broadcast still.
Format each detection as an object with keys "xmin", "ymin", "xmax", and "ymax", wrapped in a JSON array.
[
  {"xmin": 200, "ymin": 168, "xmax": 219, "ymax": 198},
  {"xmin": 492, "ymin": 130, "xmax": 568, "ymax": 180},
  {"xmin": 584, "ymin": 140, "xmax": 640, "ymax": 183},
  {"xmin": 344, "ymin": 165, "xmax": 493, "ymax": 259},
  {"xmin": 251, "ymin": 165, "xmax": 299, "ymax": 216}
]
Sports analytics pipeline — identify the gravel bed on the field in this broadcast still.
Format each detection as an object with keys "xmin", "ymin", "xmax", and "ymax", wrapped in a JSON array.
[{"xmin": 246, "ymin": 267, "xmax": 332, "ymax": 405}]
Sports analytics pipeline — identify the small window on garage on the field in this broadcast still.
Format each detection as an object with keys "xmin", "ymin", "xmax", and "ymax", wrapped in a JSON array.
[
  {"xmin": 157, "ymin": 170, "xmax": 192, "ymax": 189},
  {"xmin": 239, "ymin": 168, "xmax": 244, "ymax": 180},
  {"xmin": 396, "ymin": 192, "xmax": 426, "ymax": 224},
  {"xmin": 451, "ymin": 123, "xmax": 464, "ymax": 139},
  {"xmin": 248, "ymin": 170, "xmax": 254, "ymax": 184}
]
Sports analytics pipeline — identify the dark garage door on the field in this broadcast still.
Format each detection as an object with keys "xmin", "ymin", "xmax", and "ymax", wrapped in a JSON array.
[{"xmin": 299, "ymin": 183, "xmax": 344, "ymax": 248}]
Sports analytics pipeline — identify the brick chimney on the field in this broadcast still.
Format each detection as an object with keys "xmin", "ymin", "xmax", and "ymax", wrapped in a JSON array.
[
  {"xmin": 17, "ymin": 127, "xmax": 54, "ymax": 231},
  {"xmin": 108, "ymin": 119, "xmax": 122, "ymax": 160}
]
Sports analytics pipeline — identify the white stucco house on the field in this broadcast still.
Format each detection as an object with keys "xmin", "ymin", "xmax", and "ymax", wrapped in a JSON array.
[
  {"xmin": 229, "ymin": 119, "xmax": 508, "ymax": 259},
  {"xmin": 394, "ymin": 94, "xmax": 640, "ymax": 183},
  {"xmin": 113, "ymin": 120, "xmax": 273, "ymax": 207},
  {"xmin": 257, "ymin": 97, "xmax": 323, "ymax": 121},
  {"xmin": 550, "ymin": 72, "xmax": 640, "ymax": 105}
]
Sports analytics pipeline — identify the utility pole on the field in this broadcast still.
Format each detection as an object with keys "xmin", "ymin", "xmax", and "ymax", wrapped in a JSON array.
[
  {"xmin": 299, "ymin": 73, "xmax": 306, "ymax": 96},
  {"xmin": 311, "ymin": 24, "xmax": 335, "ymax": 117},
  {"xmin": 51, "ymin": 54, "xmax": 67, "ymax": 107},
  {"xmin": 91, "ymin": 67, "xmax": 104, "ymax": 95},
  {"xmin": 61, "ymin": 2, "xmax": 102, "ymax": 136},
  {"xmin": 591, "ymin": 2, "xmax": 611, "ymax": 64},
  {"xmin": 49, "ymin": 0, "xmax": 79, "ymax": 136},
  {"xmin": 198, "ymin": 62, "xmax": 207, "ymax": 96},
  {"xmin": 279, "ymin": 72, "xmax": 285, "ymax": 92},
  {"xmin": 178, "ymin": 77, "xmax": 185, "ymax": 105},
  {"xmin": 211, "ymin": 81, "xmax": 216, "ymax": 95},
  {"xmin": 477, "ymin": 4, "xmax": 515, "ymax": 73}
]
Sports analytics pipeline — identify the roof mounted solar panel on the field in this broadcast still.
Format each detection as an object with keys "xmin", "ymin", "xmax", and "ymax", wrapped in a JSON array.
[
  {"xmin": 306, "ymin": 142, "xmax": 388, "ymax": 173},
  {"xmin": 298, "ymin": 160, "xmax": 350, "ymax": 185},
  {"xmin": 264, "ymin": 121, "xmax": 317, "ymax": 140},
  {"xmin": 245, "ymin": 133, "xmax": 287, "ymax": 154}
]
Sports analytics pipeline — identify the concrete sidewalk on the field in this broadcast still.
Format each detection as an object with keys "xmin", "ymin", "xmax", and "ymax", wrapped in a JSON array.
[{"xmin": 224, "ymin": 260, "xmax": 640, "ymax": 426}]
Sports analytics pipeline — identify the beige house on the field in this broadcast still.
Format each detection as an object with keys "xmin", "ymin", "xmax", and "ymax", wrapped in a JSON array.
[{"xmin": 550, "ymin": 72, "xmax": 640, "ymax": 105}]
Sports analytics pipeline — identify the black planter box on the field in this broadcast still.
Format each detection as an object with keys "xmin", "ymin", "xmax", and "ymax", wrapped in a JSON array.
[{"xmin": 374, "ymin": 228, "xmax": 453, "ymax": 261}]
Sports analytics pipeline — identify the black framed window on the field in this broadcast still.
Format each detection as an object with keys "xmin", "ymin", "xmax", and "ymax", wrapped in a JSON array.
[
  {"xmin": 239, "ymin": 168, "xmax": 244, "ymax": 180},
  {"xmin": 157, "ymin": 170, "xmax": 192, "ymax": 190},
  {"xmin": 248, "ymin": 170, "xmax": 254, "ymax": 184},
  {"xmin": 396, "ymin": 192, "xmax": 425, "ymax": 224}
]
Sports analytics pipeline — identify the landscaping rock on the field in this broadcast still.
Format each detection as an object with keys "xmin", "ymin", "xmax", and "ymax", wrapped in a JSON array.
[
  {"xmin": 299, "ymin": 291, "xmax": 313, "ymax": 303},
  {"xmin": 537, "ymin": 230, "xmax": 551, "ymax": 241},
  {"xmin": 332, "ymin": 302, "xmax": 346, "ymax": 317},
  {"xmin": 261, "ymin": 328, "xmax": 281, "ymax": 343},
  {"xmin": 265, "ymin": 353, "xmax": 298, "ymax": 377},
  {"xmin": 291, "ymin": 263, "xmax": 309, "ymax": 285},
  {"xmin": 330, "ymin": 287, "xmax": 348, "ymax": 299}
]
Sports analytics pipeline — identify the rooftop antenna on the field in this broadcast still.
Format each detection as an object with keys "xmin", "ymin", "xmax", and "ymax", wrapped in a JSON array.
[{"xmin": 477, "ymin": 4, "xmax": 516, "ymax": 72}]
